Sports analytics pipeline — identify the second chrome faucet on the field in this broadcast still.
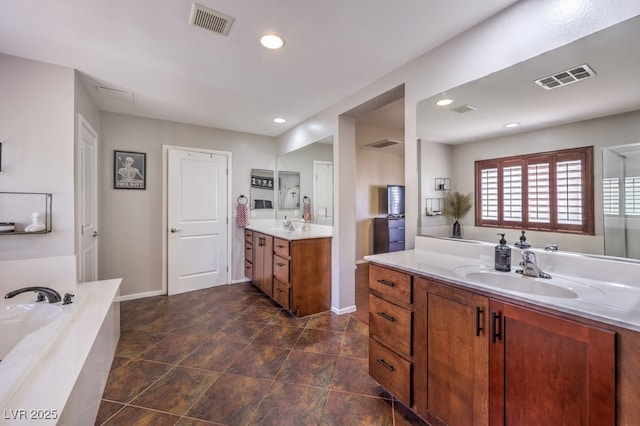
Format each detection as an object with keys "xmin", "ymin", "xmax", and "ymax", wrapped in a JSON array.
[{"xmin": 516, "ymin": 250, "xmax": 552, "ymax": 279}]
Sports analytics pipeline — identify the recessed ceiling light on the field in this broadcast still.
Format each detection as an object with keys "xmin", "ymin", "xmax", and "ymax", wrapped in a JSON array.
[
  {"xmin": 504, "ymin": 122, "xmax": 520, "ymax": 128},
  {"xmin": 260, "ymin": 34, "xmax": 284, "ymax": 49},
  {"xmin": 273, "ymin": 117, "xmax": 286, "ymax": 124},
  {"xmin": 436, "ymin": 98, "xmax": 453, "ymax": 106}
]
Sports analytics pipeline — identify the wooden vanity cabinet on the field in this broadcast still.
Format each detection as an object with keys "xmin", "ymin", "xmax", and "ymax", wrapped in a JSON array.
[
  {"xmin": 370, "ymin": 262, "xmax": 619, "ymax": 425},
  {"xmin": 252, "ymin": 231, "xmax": 273, "ymax": 297},
  {"xmin": 489, "ymin": 299, "xmax": 615, "ymax": 425},
  {"xmin": 413, "ymin": 277, "xmax": 489, "ymax": 425}
]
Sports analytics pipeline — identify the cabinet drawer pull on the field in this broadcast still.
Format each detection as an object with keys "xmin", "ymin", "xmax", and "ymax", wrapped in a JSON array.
[
  {"xmin": 277, "ymin": 244, "xmax": 286, "ymax": 248},
  {"xmin": 377, "ymin": 358, "xmax": 395, "ymax": 372},
  {"xmin": 246, "ymin": 247, "xmax": 252, "ymax": 250},
  {"xmin": 476, "ymin": 306, "xmax": 484, "ymax": 337},
  {"xmin": 377, "ymin": 279, "xmax": 395, "ymax": 287},
  {"xmin": 276, "ymin": 262, "xmax": 285, "ymax": 267},
  {"xmin": 377, "ymin": 311, "xmax": 395, "ymax": 322},
  {"xmin": 492, "ymin": 311, "xmax": 502, "ymax": 343}
]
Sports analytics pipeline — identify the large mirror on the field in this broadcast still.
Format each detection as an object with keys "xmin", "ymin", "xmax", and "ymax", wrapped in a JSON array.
[
  {"xmin": 416, "ymin": 16, "xmax": 640, "ymax": 259},
  {"xmin": 276, "ymin": 136, "xmax": 334, "ymax": 225},
  {"xmin": 250, "ymin": 169, "xmax": 274, "ymax": 210}
]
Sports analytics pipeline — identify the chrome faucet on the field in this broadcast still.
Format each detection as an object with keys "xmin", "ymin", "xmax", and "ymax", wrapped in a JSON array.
[
  {"xmin": 283, "ymin": 219, "xmax": 295, "ymax": 232},
  {"xmin": 545, "ymin": 244, "xmax": 558, "ymax": 252},
  {"xmin": 517, "ymin": 251, "xmax": 552, "ymax": 279},
  {"xmin": 5, "ymin": 286, "xmax": 62, "ymax": 303}
]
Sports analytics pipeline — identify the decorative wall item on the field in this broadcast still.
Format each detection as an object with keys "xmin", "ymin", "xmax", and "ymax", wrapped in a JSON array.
[
  {"xmin": 114, "ymin": 150, "xmax": 146, "ymax": 189},
  {"xmin": 250, "ymin": 169, "xmax": 274, "ymax": 209}
]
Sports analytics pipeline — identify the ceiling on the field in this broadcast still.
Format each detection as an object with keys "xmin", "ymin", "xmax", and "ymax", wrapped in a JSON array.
[
  {"xmin": 416, "ymin": 14, "xmax": 640, "ymax": 144},
  {"xmin": 0, "ymin": 0, "xmax": 518, "ymax": 137}
]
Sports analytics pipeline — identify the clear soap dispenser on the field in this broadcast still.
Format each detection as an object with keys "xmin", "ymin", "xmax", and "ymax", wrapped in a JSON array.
[{"xmin": 495, "ymin": 233, "xmax": 511, "ymax": 272}]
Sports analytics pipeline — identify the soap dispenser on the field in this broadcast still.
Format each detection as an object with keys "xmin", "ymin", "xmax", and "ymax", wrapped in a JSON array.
[
  {"xmin": 514, "ymin": 230, "xmax": 531, "ymax": 249},
  {"xmin": 495, "ymin": 233, "xmax": 511, "ymax": 272}
]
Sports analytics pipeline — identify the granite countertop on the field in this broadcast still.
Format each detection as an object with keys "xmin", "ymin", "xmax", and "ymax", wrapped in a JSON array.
[
  {"xmin": 246, "ymin": 219, "xmax": 332, "ymax": 241},
  {"xmin": 365, "ymin": 246, "xmax": 640, "ymax": 332}
]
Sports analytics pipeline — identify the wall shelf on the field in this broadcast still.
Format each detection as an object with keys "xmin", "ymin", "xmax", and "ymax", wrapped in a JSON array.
[
  {"xmin": 425, "ymin": 197, "xmax": 444, "ymax": 216},
  {"xmin": 0, "ymin": 192, "xmax": 52, "ymax": 234},
  {"xmin": 435, "ymin": 178, "xmax": 451, "ymax": 191}
]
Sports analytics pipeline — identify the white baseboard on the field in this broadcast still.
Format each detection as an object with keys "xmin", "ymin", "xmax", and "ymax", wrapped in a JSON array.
[
  {"xmin": 116, "ymin": 289, "xmax": 164, "ymax": 302},
  {"xmin": 231, "ymin": 278, "xmax": 250, "ymax": 284},
  {"xmin": 331, "ymin": 305, "xmax": 357, "ymax": 315}
]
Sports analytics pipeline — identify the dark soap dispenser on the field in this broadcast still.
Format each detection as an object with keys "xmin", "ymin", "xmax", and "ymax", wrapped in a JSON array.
[{"xmin": 495, "ymin": 233, "xmax": 511, "ymax": 272}]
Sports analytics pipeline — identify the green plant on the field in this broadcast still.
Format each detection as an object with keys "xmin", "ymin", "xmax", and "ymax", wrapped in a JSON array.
[{"xmin": 443, "ymin": 191, "xmax": 472, "ymax": 220}]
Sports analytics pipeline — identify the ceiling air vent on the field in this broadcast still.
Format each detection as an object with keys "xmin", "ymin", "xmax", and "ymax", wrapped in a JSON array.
[
  {"xmin": 534, "ymin": 64, "xmax": 596, "ymax": 90},
  {"xmin": 450, "ymin": 104, "xmax": 477, "ymax": 113},
  {"xmin": 189, "ymin": 2, "xmax": 235, "ymax": 36},
  {"xmin": 366, "ymin": 139, "xmax": 401, "ymax": 149}
]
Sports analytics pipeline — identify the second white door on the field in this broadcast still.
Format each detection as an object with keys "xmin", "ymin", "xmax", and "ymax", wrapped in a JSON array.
[{"xmin": 168, "ymin": 148, "xmax": 229, "ymax": 295}]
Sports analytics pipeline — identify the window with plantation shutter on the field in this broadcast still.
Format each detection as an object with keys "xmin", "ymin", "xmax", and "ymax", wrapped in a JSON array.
[
  {"xmin": 602, "ymin": 177, "xmax": 620, "ymax": 215},
  {"xmin": 475, "ymin": 146, "xmax": 594, "ymax": 235},
  {"xmin": 625, "ymin": 177, "xmax": 640, "ymax": 216}
]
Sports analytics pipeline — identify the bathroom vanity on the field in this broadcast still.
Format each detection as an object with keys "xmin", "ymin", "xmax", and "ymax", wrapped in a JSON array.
[
  {"xmin": 366, "ymin": 236, "xmax": 640, "ymax": 425},
  {"xmin": 244, "ymin": 220, "xmax": 332, "ymax": 317}
]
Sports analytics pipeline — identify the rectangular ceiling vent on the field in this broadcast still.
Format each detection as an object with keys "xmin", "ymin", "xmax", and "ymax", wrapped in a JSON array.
[
  {"xmin": 535, "ymin": 64, "xmax": 596, "ymax": 90},
  {"xmin": 95, "ymin": 86, "xmax": 134, "ymax": 103},
  {"xmin": 450, "ymin": 104, "xmax": 477, "ymax": 113},
  {"xmin": 366, "ymin": 139, "xmax": 401, "ymax": 149},
  {"xmin": 189, "ymin": 2, "xmax": 235, "ymax": 36}
]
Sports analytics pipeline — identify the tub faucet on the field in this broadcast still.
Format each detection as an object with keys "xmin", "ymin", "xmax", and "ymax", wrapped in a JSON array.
[
  {"xmin": 516, "ymin": 251, "xmax": 552, "ymax": 279},
  {"xmin": 4, "ymin": 286, "xmax": 62, "ymax": 303}
]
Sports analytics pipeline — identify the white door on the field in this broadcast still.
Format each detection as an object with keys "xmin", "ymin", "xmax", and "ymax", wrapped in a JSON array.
[
  {"xmin": 79, "ymin": 114, "xmax": 99, "ymax": 283},
  {"xmin": 168, "ymin": 148, "xmax": 229, "ymax": 295},
  {"xmin": 314, "ymin": 161, "xmax": 333, "ymax": 224}
]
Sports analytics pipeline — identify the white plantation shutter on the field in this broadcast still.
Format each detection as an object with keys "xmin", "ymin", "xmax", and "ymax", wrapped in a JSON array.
[
  {"xmin": 481, "ymin": 167, "xmax": 498, "ymax": 220},
  {"xmin": 556, "ymin": 160, "xmax": 583, "ymax": 225},
  {"xmin": 528, "ymin": 163, "xmax": 551, "ymax": 223},
  {"xmin": 625, "ymin": 177, "xmax": 640, "ymax": 215},
  {"xmin": 603, "ymin": 178, "xmax": 620, "ymax": 215},
  {"xmin": 503, "ymin": 165, "xmax": 522, "ymax": 221}
]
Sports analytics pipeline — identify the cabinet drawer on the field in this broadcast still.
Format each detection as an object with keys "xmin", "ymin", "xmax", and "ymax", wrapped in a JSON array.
[
  {"xmin": 245, "ymin": 230, "xmax": 253, "ymax": 245},
  {"xmin": 369, "ymin": 294, "xmax": 412, "ymax": 358},
  {"xmin": 388, "ymin": 218, "xmax": 405, "ymax": 229},
  {"xmin": 244, "ymin": 242, "xmax": 253, "ymax": 263},
  {"xmin": 273, "ymin": 255, "xmax": 290, "ymax": 283},
  {"xmin": 273, "ymin": 279, "xmax": 290, "ymax": 310},
  {"xmin": 369, "ymin": 264, "xmax": 412, "ymax": 304},
  {"xmin": 388, "ymin": 228, "xmax": 405, "ymax": 243},
  {"xmin": 369, "ymin": 338, "xmax": 411, "ymax": 405},
  {"xmin": 244, "ymin": 260, "xmax": 253, "ymax": 281},
  {"xmin": 274, "ymin": 238, "xmax": 290, "ymax": 257}
]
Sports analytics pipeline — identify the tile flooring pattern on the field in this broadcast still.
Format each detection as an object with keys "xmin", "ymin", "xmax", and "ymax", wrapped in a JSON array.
[{"xmin": 96, "ymin": 283, "xmax": 426, "ymax": 425}]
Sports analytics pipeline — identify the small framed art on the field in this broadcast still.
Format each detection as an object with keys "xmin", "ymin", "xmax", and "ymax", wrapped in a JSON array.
[{"xmin": 114, "ymin": 150, "xmax": 146, "ymax": 189}]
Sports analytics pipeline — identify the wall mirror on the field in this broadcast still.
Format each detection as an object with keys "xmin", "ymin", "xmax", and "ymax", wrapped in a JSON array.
[
  {"xmin": 278, "ymin": 171, "xmax": 300, "ymax": 210},
  {"xmin": 250, "ymin": 169, "xmax": 274, "ymax": 210},
  {"xmin": 276, "ymin": 136, "xmax": 334, "ymax": 225},
  {"xmin": 416, "ymin": 16, "xmax": 640, "ymax": 259}
]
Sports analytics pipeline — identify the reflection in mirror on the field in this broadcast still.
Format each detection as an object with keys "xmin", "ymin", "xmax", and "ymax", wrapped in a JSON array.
[
  {"xmin": 276, "ymin": 136, "xmax": 334, "ymax": 225},
  {"xmin": 250, "ymin": 169, "xmax": 274, "ymax": 210},
  {"xmin": 603, "ymin": 143, "xmax": 640, "ymax": 260},
  {"xmin": 416, "ymin": 16, "xmax": 640, "ymax": 258},
  {"xmin": 278, "ymin": 171, "xmax": 300, "ymax": 210}
]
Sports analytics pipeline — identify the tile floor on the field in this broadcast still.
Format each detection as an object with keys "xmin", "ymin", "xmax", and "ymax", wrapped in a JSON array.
[{"xmin": 96, "ymin": 280, "xmax": 427, "ymax": 425}]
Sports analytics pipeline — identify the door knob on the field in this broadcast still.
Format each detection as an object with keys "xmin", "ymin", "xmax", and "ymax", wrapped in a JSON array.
[
  {"xmin": 170, "ymin": 228, "xmax": 183, "ymax": 233},
  {"xmin": 93, "ymin": 231, "xmax": 100, "ymax": 237}
]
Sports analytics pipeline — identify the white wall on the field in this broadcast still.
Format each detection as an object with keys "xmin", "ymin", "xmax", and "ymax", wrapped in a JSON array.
[
  {"xmin": 99, "ymin": 112, "xmax": 277, "ymax": 297},
  {"xmin": 276, "ymin": 1, "xmax": 640, "ymax": 312},
  {"xmin": 0, "ymin": 54, "xmax": 76, "ymax": 265}
]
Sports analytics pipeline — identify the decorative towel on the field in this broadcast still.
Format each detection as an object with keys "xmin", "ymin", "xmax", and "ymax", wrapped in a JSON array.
[{"xmin": 236, "ymin": 202, "xmax": 249, "ymax": 227}]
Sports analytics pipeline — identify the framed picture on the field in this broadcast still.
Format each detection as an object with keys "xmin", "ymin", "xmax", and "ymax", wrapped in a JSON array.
[{"xmin": 114, "ymin": 150, "xmax": 146, "ymax": 189}]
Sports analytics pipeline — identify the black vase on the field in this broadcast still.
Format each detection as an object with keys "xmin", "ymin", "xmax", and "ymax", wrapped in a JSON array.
[{"xmin": 452, "ymin": 220, "xmax": 462, "ymax": 238}]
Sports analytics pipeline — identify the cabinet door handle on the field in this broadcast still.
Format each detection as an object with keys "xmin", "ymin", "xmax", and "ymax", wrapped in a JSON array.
[
  {"xmin": 377, "ymin": 311, "xmax": 395, "ymax": 322},
  {"xmin": 492, "ymin": 311, "xmax": 502, "ymax": 343},
  {"xmin": 476, "ymin": 307, "xmax": 484, "ymax": 336},
  {"xmin": 377, "ymin": 358, "xmax": 395, "ymax": 372},
  {"xmin": 377, "ymin": 279, "xmax": 395, "ymax": 287}
]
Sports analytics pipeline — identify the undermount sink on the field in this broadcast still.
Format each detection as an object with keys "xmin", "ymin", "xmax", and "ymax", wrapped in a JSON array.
[{"xmin": 454, "ymin": 266, "xmax": 605, "ymax": 299}]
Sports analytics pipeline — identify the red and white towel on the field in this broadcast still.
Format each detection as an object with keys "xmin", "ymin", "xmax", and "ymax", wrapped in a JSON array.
[{"xmin": 236, "ymin": 201, "xmax": 249, "ymax": 227}]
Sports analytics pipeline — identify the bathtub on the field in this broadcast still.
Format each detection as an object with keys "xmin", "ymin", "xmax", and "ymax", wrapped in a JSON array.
[
  {"xmin": 1, "ymin": 279, "xmax": 120, "ymax": 425},
  {"xmin": 0, "ymin": 299, "xmax": 80, "ymax": 410}
]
